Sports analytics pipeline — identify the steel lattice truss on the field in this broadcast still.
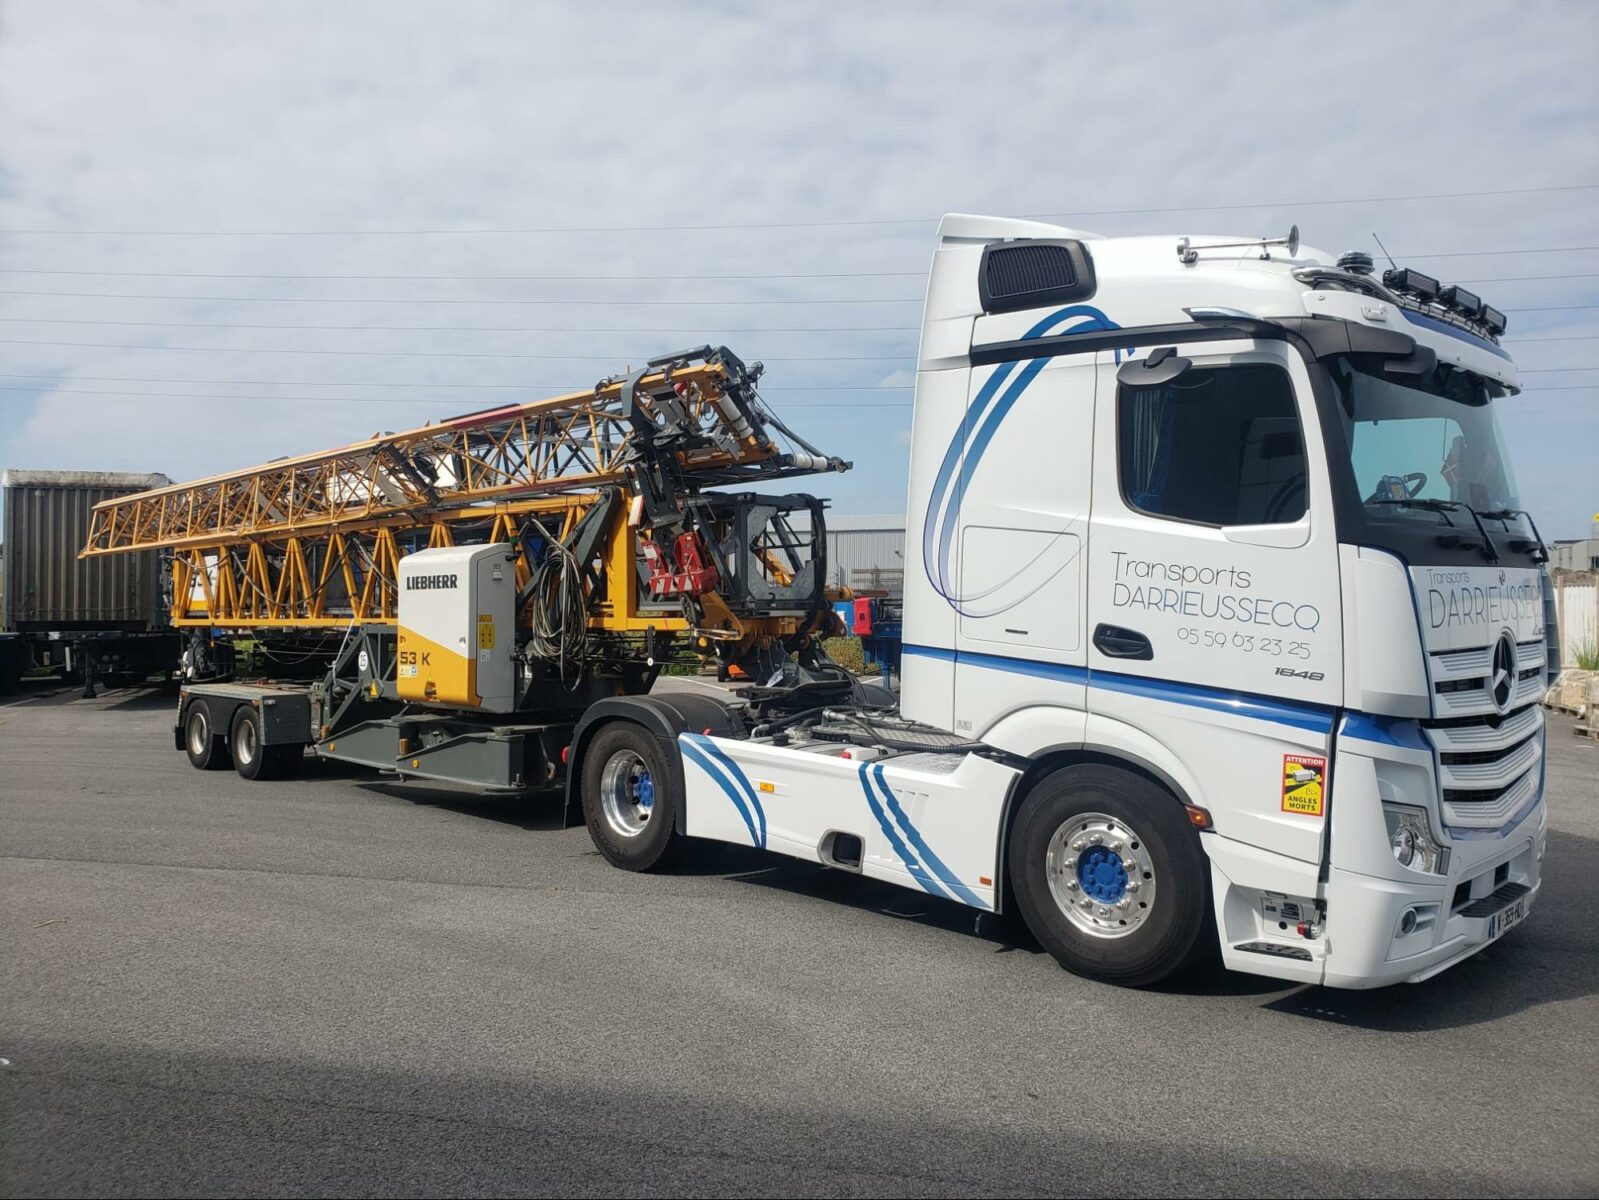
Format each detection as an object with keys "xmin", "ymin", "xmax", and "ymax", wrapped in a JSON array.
[{"xmin": 82, "ymin": 356, "xmax": 792, "ymax": 557}]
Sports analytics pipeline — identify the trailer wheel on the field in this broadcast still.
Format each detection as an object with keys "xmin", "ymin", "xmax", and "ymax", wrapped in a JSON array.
[
  {"xmin": 582, "ymin": 722, "xmax": 681, "ymax": 871},
  {"xmin": 229, "ymin": 707, "xmax": 278, "ymax": 781},
  {"xmin": 1008, "ymin": 764, "xmax": 1209, "ymax": 988},
  {"xmin": 183, "ymin": 703, "xmax": 232, "ymax": 771}
]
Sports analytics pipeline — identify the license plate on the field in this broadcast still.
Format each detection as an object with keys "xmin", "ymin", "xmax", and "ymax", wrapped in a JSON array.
[{"xmin": 1487, "ymin": 896, "xmax": 1527, "ymax": 940}]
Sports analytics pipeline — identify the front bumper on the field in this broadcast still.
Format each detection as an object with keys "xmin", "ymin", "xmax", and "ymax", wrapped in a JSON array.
[
  {"xmin": 1321, "ymin": 817, "xmax": 1542, "ymax": 988},
  {"xmin": 1208, "ymin": 800, "xmax": 1545, "ymax": 989}
]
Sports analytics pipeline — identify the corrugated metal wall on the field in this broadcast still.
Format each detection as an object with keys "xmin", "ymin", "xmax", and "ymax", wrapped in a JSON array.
[
  {"xmin": 826, "ymin": 516, "xmax": 906, "ymax": 593},
  {"xmin": 1, "ymin": 471, "xmax": 170, "ymax": 631}
]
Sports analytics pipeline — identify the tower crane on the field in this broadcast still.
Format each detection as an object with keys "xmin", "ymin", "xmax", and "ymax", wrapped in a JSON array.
[{"xmin": 82, "ymin": 346, "xmax": 858, "ymax": 790}]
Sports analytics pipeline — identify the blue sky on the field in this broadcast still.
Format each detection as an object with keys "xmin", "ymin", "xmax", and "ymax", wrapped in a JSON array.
[{"xmin": 0, "ymin": 0, "xmax": 1595, "ymax": 535}]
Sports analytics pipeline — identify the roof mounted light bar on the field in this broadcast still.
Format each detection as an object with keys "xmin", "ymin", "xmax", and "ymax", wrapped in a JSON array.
[
  {"xmin": 1374, "ymin": 267, "xmax": 1508, "ymax": 340},
  {"xmin": 1177, "ymin": 225, "xmax": 1299, "ymax": 265},
  {"xmin": 1382, "ymin": 267, "xmax": 1440, "ymax": 301}
]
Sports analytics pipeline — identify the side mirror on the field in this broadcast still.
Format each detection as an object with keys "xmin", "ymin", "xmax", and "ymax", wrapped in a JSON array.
[{"xmin": 1117, "ymin": 347, "xmax": 1192, "ymax": 388}]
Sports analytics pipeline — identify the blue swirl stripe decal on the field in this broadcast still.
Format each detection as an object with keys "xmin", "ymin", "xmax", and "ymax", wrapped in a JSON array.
[
  {"xmin": 869, "ymin": 764, "xmax": 988, "ymax": 909},
  {"xmin": 857, "ymin": 762, "xmax": 990, "ymax": 910},
  {"xmin": 923, "ymin": 304, "xmax": 1124, "ymax": 617},
  {"xmin": 681, "ymin": 734, "xmax": 766, "ymax": 848},
  {"xmin": 692, "ymin": 734, "xmax": 768, "ymax": 848},
  {"xmin": 857, "ymin": 763, "xmax": 951, "ymax": 901}
]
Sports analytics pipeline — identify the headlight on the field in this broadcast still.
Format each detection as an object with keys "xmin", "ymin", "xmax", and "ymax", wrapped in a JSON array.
[{"xmin": 1383, "ymin": 803, "xmax": 1450, "ymax": 875}]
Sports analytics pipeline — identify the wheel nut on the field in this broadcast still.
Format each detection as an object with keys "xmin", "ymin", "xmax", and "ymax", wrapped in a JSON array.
[
  {"xmin": 1126, "ymin": 880, "xmax": 1140, "ymax": 893},
  {"xmin": 1122, "ymin": 857, "xmax": 1138, "ymax": 872},
  {"xmin": 1080, "ymin": 898, "xmax": 1092, "ymax": 909},
  {"xmin": 1117, "ymin": 898, "xmax": 1132, "ymax": 910},
  {"xmin": 1089, "ymin": 834, "xmax": 1104, "ymax": 846},
  {"xmin": 1071, "ymin": 838, "xmax": 1087, "ymax": 852},
  {"xmin": 1097, "ymin": 906, "xmax": 1110, "ymax": 917},
  {"xmin": 1110, "ymin": 841, "xmax": 1124, "ymax": 852},
  {"xmin": 1065, "ymin": 879, "xmax": 1078, "ymax": 891},
  {"xmin": 1064, "ymin": 857, "xmax": 1077, "ymax": 870}
]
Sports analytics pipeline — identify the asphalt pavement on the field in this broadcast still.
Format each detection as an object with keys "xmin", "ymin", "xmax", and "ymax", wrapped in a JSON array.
[{"xmin": 2, "ymin": 680, "xmax": 1596, "ymax": 1197}]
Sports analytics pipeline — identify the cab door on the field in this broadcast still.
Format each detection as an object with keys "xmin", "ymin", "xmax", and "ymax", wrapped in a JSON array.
[
  {"xmin": 948, "ymin": 353, "xmax": 1098, "ymax": 740},
  {"xmin": 1086, "ymin": 339, "xmax": 1342, "ymax": 863}
]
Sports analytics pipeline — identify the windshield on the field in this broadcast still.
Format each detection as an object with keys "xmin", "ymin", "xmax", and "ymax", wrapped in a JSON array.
[
  {"xmin": 1325, "ymin": 356, "xmax": 1537, "ymax": 560},
  {"xmin": 1331, "ymin": 357, "xmax": 1519, "ymax": 511}
]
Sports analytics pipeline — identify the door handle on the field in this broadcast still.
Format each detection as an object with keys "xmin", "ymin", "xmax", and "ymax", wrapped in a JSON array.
[{"xmin": 1093, "ymin": 623, "xmax": 1153, "ymax": 661}]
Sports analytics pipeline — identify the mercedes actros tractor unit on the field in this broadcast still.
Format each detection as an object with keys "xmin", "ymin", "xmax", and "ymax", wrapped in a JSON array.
[{"xmin": 83, "ymin": 215, "xmax": 1552, "ymax": 989}]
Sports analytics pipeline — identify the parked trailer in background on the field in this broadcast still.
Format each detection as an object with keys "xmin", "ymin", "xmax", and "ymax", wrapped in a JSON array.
[{"xmin": 1, "ymin": 470, "xmax": 181, "ymax": 694}]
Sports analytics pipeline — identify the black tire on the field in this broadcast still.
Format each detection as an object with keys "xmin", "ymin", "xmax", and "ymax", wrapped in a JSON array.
[
  {"xmin": 230, "ymin": 707, "xmax": 277, "ymax": 781},
  {"xmin": 183, "ymin": 703, "xmax": 232, "ymax": 771},
  {"xmin": 581, "ymin": 722, "xmax": 682, "ymax": 871},
  {"xmin": 1008, "ymin": 764, "xmax": 1210, "ymax": 988}
]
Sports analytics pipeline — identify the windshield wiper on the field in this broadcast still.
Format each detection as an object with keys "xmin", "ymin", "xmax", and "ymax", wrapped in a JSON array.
[
  {"xmin": 1475, "ymin": 508, "xmax": 1548, "ymax": 563},
  {"xmin": 1368, "ymin": 497, "xmax": 1500, "ymax": 561}
]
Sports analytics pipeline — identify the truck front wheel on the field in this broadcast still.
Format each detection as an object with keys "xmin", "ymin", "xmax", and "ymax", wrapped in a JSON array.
[
  {"xmin": 183, "ymin": 704, "xmax": 232, "ymax": 771},
  {"xmin": 581, "ymin": 723, "xmax": 682, "ymax": 872},
  {"xmin": 1009, "ymin": 764, "xmax": 1209, "ymax": 987}
]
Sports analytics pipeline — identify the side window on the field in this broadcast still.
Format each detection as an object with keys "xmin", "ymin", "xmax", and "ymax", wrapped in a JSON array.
[{"xmin": 1117, "ymin": 363, "xmax": 1307, "ymax": 527}]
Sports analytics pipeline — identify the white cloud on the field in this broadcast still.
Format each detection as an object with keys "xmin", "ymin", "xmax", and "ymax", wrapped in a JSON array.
[{"xmin": 0, "ymin": 0, "xmax": 1595, "ymax": 528}]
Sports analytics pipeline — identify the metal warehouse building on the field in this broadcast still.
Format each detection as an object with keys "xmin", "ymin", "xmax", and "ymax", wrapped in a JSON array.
[{"xmin": 826, "ymin": 514, "xmax": 905, "ymax": 594}]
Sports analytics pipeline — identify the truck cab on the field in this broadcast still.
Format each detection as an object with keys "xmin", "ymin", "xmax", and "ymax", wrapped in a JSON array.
[{"xmin": 891, "ymin": 215, "xmax": 1546, "ymax": 985}]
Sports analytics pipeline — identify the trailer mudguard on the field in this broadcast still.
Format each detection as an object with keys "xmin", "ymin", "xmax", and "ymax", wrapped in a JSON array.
[{"xmin": 563, "ymin": 692, "xmax": 743, "ymax": 828}]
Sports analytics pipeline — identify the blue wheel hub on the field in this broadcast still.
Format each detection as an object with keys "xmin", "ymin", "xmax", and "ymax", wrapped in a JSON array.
[
  {"xmin": 634, "ymin": 770, "xmax": 654, "ymax": 810},
  {"xmin": 1078, "ymin": 845, "xmax": 1128, "ymax": 903}
]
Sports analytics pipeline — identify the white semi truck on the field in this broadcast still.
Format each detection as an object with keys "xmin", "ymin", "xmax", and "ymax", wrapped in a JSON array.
[
  {"xmin": 147, "ymin": 215, "xmax": 1551, "ymax": 990},
  {"xmin": 574, "ymin": 216, "xmax": 1551, "ymax": 989}
]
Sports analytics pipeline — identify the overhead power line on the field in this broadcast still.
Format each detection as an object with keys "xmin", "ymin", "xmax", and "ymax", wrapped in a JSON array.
[
  {"xmin": 0, "ymin": 318, "xmax": 924, "ymax": 335},
  {"xmin": 1, "ymin": 267, "xmax": 1594, "ymax": 285},
  {"xmin": 0, "ymin": 317, "xmax": 1594, "ymax": 343},
  {"xmin": 0, "ymin": 289, "xmax": 921, "ymax": 306},
  {"xmin": 0, "ymin": 290, "xmax": 1593, "ymax": 310},
  {"xmin": 0, "ymin": 267, "xmax": 929, "ymax": 282},
  {"xmin": 0, "ymin": 183, "xmax": 1593, "ymax": 235},
  {"xmin": 0, "ymin": 336, "xmax": 917, "ymax": 362},
  {"xmin": 0, "ymin": 384, "xmax": 912, "ymax": 408},
  {"xmin": 3, "ymin": 382, "xmax": 1594, "ymax": 408}
]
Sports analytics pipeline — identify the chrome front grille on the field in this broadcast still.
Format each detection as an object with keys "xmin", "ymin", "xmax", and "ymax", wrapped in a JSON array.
[
  {"xmin": 1428, "ymin": 639, "xmax": 1546, "ymax": 717},
  {"xmin": 1422, "ymin": 704, "xmax": 1544, "ymax": 831},
  {"xmin": 1422, "ymin": 636, "xmax": 1545, "ymax": 831}
]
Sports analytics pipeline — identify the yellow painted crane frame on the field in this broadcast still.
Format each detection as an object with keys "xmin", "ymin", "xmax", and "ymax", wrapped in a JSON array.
[{"xmin": 80, "ymin": 352, "xmax": 840, "ymax": 640}]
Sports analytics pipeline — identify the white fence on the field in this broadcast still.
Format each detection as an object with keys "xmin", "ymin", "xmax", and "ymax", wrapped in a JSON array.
[{"xmin": 1553, "ymin": 573, "xmax": 1598, "ymax": 667}]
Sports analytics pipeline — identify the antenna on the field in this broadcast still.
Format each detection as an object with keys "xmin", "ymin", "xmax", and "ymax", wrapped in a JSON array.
[{"xmin": 1372, "ymin": 232, "xmax": 1398, "ymax": 271}]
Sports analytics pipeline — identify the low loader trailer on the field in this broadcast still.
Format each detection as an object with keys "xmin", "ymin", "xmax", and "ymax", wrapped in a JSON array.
[{"xmin": 94, "ymin": 218, "xmax": 1554, "ymax": 989}]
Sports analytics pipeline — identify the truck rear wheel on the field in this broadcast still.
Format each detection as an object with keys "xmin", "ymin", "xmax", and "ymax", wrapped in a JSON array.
[
  {"xmin": 230, "ymin": 707, "xmax": 278, "ymax": 781},
  {"xmin": 1009, "ymin": 764, "xmax": 1209, "ymax": 987},
  {"xmin": 581, "ymin": 722, "xmax": 681, "ymax": 871},
  {"xmin": 183, "ymin": 704, "xmax": 232, "ymax": 771}
]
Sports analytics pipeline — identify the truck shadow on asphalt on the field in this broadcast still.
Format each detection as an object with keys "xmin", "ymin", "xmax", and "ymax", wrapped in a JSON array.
[
  {"xmin": 672, "ymin": 841, "xmax": 1291, "ymax": 998},
  {"xmin": 1265, "ymin": 825, "xmax": 1599, "ymax": 1031},
  {"xmin": 355, "ymin": 777, "xmax": 1597, "ymax": 1026},
  {"xmin": 688, "ymin": 827, "xmax": 1599, "ymax": 1022},
  {"xmin": 0, "ymin": 684, "xmax": 176, "ymax": 710},
  {"xmin": 353, "ymin": 779, "xmax": 571, "ymax": 832}
]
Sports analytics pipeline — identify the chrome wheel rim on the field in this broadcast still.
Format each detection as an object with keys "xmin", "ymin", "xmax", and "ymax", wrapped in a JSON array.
[
  {"xmin": 600, "ymin": 749, "xmax": 654, "ymax": 838},
  {"xmin": 186, "ymin": 710, "xmax": 208, "ymax": 756},
  {"xmin": 235, "ymin": 717, "xmax": 257, "ymax": 766},
  {"xmin": 1045, "ymin": 811, "xmax": 1157, "ymax": 939}
]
